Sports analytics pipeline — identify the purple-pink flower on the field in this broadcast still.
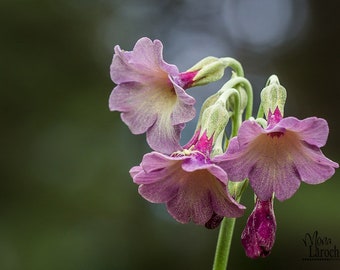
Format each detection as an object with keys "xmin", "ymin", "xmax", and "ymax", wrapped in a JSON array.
[
  {"xmin": 241, "ymin": 198, "xmax": 276, "ymax": 259},
  {"xmin": 109, "ymin": 37, "xmax": 198, "ymax": 154},
  {"xmin": 130, "ymin": 131, "xmax": 245, "ymax": 228},
  {"xmin": 214, "ymin": 108, "xmax": 339, "ymax": 201}
]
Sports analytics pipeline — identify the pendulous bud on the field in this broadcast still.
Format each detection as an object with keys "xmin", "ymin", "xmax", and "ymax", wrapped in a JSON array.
[{"xmin": 241, "ymin": 197, "xmax": 276, "ymax": 259}]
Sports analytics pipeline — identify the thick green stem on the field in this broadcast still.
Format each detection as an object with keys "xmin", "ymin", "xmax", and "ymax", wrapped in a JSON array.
[
  {"xmin": 212, "ymin": 180, "xmax": 248, "ymax": 270},
  {"xmin": 212, "ymin": 217, "xmax": 236, "ymax": 270}
]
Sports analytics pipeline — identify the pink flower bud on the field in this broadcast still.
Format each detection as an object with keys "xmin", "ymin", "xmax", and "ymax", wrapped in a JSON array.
[{"xmin": 241, "ymin": 198, "xmax": 276, "ymax": 259}]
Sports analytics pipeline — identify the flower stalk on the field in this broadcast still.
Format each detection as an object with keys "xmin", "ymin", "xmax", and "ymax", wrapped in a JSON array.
[{"xmin": 212, "ymin": 180, "xmax": 248, "ymax": 270}]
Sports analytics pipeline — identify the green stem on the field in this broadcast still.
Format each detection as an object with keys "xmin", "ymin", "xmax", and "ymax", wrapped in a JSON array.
[
  {"xmin": 256, "ymin": 104, "xmax": 264, "ymax": 119},
  {"xmin": 212, "ymin": 217, "xmax": 236, "ymax": 270},
  {"xmin": 217, "ymin": 87, "xmax": 240, "ymax": 140},
  {"xmin": 217, "ymin": 77, "xmax": 253, "ymax": 120},
  {"xmin": 212, "ymin": 180, "xmax": 248, "ymax": 270},
  {"xmin": 220, "ymin": 57, "xmax": 244, "ymax": 77},
  {"xmin": 230, "ymin": 93, "xmax": 240, "ymax": 138},
  {"xmin": 244, "ymin": 82, "xmax": 253, "ymax": 120}
]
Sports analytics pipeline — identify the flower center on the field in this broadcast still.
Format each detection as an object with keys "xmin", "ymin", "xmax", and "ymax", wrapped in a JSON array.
[
  {"xmin": 171, "ymin": 147, "xmax": 210, "ymax": 164},
  {"xmin": 249, "ymin": 130, "xmax": 301, "ymax": 163},
  {"xmin": 267, "ymin": 132, "xmax": 284, "ymax": 138}
]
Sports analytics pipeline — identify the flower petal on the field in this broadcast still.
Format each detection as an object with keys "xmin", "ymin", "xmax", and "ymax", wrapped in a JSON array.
[
  {"xmin": 110, "ymin": 81, "xmax": 186, "ymax": 154},
  {"xmin": 166, "ymin": 169, "xmax": 215, "ymax": 224},
  {"xmin": 110, "ymin": 37, "xmax": 178, "ymax": 84},
  {"xmin": 169, "ymin": 75, "xmax": 196, "ymax": 124},
  {"xmin": 141, "ymin": 152, "xmax": 177, "ymax": 173},
  {"xmin": 132, "ymin": 152, "xmax": 182, "ymax": 184},
  {"xmin": 213, "ymin": 137, "xmax": 256, "ymax": 182},
  {"xmin": 211, "ymin": 187, "xmax": 245, "ymax": 218},
  {"xmin": 130, "ymin": 38, "xmax": 179, "ymax": 76},
  {"xmin": 236, "ymin": 119, "xmax": 264, "ymax": 149},
  {"xmin": 129, "ymin": 166, "xmax": 142, "ymax": 178},
  {"xmin": 249, "ymin": 157, "xmax": 301, "ymax": 201},
  {"xmin": 275, "ymin": 117, "xmax": 329, "ymax": 147},
  {"xmin": 293, "ymin": 142, "xmax": 338, "ymax": 184},
  {"xmin": 138, "ymin": 179, "xmax": 180, "ymax": 203},
  {"xmin": 146, "ymin": 119, "xmax": 183, "ymax": 155}
]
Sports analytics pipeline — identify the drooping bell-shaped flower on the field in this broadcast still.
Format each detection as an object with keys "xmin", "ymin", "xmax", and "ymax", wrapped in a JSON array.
[
  {"xmin": 214, "ymin": 107, "xmax": 339, "ymax": 201},
  {"xmin": 130, "ymin": 130, "xmax": 245, "ymax": 228},
  {"xmin": 109, "ymin": 37, "xmax": 197, "ymax": 154},
  {"xmin": 241, "ymin": 197, "xmax": 276, "ymax": 259}
]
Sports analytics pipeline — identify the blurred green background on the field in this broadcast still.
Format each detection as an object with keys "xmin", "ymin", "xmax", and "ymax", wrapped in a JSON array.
[{"xmin": 1, "ymin": 0, "xmax": 339, "ymax": 269}]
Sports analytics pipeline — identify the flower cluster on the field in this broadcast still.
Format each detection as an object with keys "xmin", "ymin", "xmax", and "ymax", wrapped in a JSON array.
[{"xmin": 109, "ymin": 37, "xmax": 338, "ymax": 260}]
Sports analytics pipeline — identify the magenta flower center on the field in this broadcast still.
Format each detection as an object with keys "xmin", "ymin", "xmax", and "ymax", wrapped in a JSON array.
[
  {"xmin": 172, "ymin": 71, "xmax": 198, "ymax": 89},
  {"xmin": 267, "ymin": 132, "xmax": 284, "ymax": 138}
]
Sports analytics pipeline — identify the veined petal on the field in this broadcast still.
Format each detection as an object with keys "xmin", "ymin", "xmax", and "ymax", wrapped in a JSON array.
[
  {"xmin": 292, "ymin": 142, "xmax": 338, "ymax": 184},
  {"xmin": 138, "ymin": 178, "xmax": 180, "ymax": 203},
  {"xmin": 133, "ymin": 152, "xmax": 184, "ymax": 184},
  {"xmin": 274, "ymin": 117, "xmax": 329, "ymax": 147},
  {"xmin": 243, "ymin": 131, "xmax": 303, "ymax": 201},
  {"xmin": 168, "ymin": 76, "xmax": 196, "ymax": 126},
  {"xmin": 110, "ymin": 81, "xmax": 184, "ymax": 154},
  {"xmin": 110, "ymin": 37, "xmax": 178, "ymax": 84},
  {"xmin": 213, "ymin": 138, "xmax": 255, "ymax": 182},
  {"xmin": 211, "ymin": 186, "xmax": 245, "ymax": 218},
  {"xmin": 146, "ymin": 118, "xmax": 184, "ymax": 155},
  {"xmin": 141, "ymin": 152, "xmax": 177, "ymax": 173},
  {"xmin": 236, "ymin": 119, "xmax": 264, "ymax": 149},
  {"xmin": 129, "ymin": 166, "xmax": 142, "ymax": 178},
  {"xmin": 166, "ymin": 169, "xmax": 221, "ymax": 224},
  {"xmin": 130, "ymin": 38, "xmax": 179, "ymax": 76},
  {"xmin": 181, "ymin": 159, "xmax": 229, "ymax": 188},
  {"xmin": 249, "ymin": 155, "xmax": 301, "ymax": 201},
  {"xmin": 109, "ymin": 82, "xmax": 158, "ymax": 134},
  {"xmin": 166, "ymin": 173, "xmax": 213, "ymax": 224}
]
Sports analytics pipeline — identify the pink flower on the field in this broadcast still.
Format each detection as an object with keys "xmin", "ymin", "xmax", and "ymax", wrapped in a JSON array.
[
  {"xmin": 214, "ymin": 108, "xmax": 339, "ymax": 201},
  {"xmin": 130, "ymin": 131, "xmax": 245, "ymax": 228},
  {"xmin": 241, "ymin": 198, "xmax": 276, "ymax": 259},
  {"xmin": 109, "ymin": 37, "xmax": 197, "ymax": 154}
]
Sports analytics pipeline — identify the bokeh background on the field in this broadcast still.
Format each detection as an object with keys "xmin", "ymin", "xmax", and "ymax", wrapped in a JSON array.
[{"xmin": 1, "ymin": 0, "xmax": 340, "ymax": 269}]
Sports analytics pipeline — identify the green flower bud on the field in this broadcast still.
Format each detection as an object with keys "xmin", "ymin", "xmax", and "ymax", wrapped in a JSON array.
[
  {"xmin": 187, "ymin": 56, "xmax": 245, "ymax": 87},
  {"xmin": 260, "ymin": 75, "xmax": 287, "ymax": 118},
  {"xmin": 194, "ymin": 92, "xmax": 220, "ymax": 133},
  {"xmin": 200, "ymin": 101, "xmax": 229, "ymax": 141},
  {"xmin": 186, "ymin": 57, "xmax": 227, "ymax": 87}
]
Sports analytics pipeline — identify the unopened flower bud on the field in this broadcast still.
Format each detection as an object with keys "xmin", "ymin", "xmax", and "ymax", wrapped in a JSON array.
[
  {"xmin": 200, "ymin": 101, "xmax": 229, "ymax": 141},
  {"xmin": 260, "ymin": 75, "xmax": 286, "ymax": 119},
  {"xmin": 186, "ymin": 57, "xmax": 228, "ymax": 87},
  {"xmin": 241, "ymin": 197, "xmax": 276, "ymax": 259}
]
